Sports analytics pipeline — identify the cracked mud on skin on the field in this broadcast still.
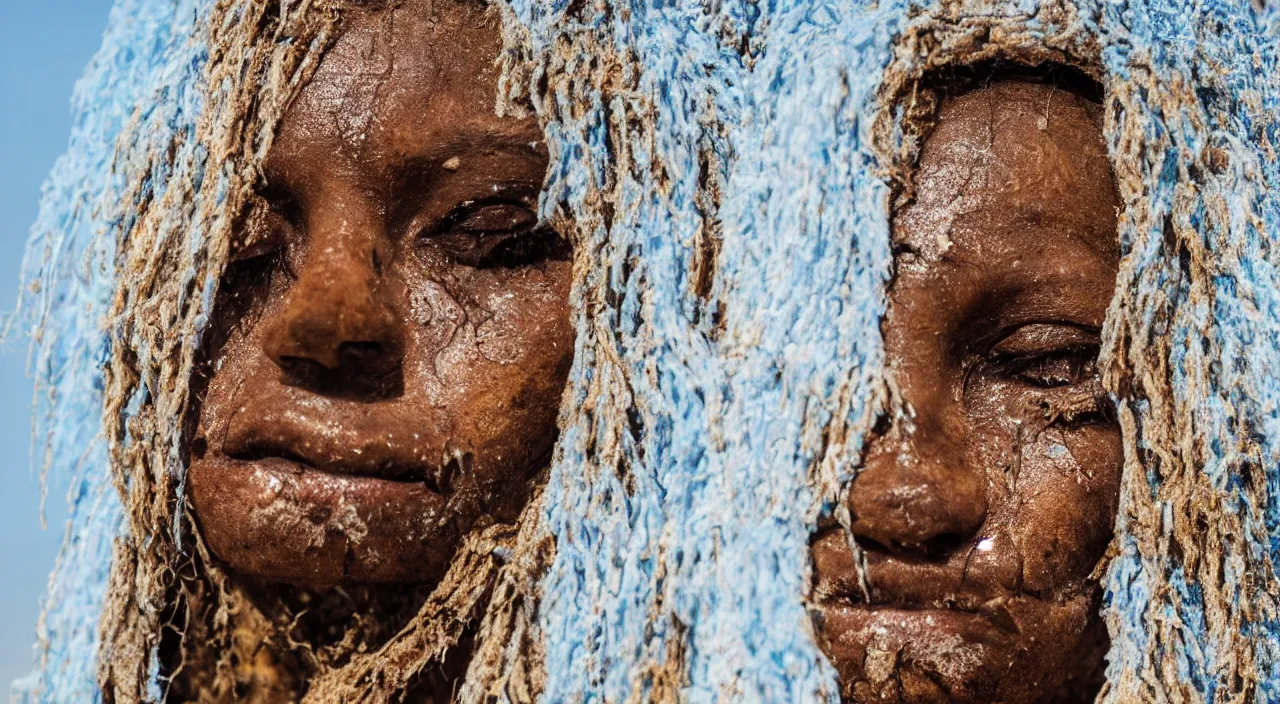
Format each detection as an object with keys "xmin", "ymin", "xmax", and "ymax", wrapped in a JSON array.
[
  {"xmin": 811, "ymin": 76, "xmax": 1122, "ymax": 703},
  {"xmin": 186, "ymin": 0, "xmax": 573, "ymax": 588}
]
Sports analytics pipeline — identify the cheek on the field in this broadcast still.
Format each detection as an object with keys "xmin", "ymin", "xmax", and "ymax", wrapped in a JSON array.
[
  {"xmin": 195, "ymin": 289, "xmax": 285, "ymax": 439},
  {"xmin": 471, "ymin": 264, "xmax": 575, "ymax": 368},
  {"xmin": 402, "ymin": 262, "xmax": 573, "ymax": 373},
  {"xmin": 400, "ymin": 261, "xmax": 575, "ymax": 465},
  {"xmin": 1008, "ymin": 425, "xmax": 1122, "ymax": 593}
]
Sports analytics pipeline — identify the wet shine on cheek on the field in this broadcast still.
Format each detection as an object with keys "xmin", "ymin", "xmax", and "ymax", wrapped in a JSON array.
[{"xmin": 950, "ymin": 273, "xmax": 1119, "ymax": 593}]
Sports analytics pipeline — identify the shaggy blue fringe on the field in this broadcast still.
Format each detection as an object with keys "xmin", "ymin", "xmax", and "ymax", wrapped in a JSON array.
[
  {"xmin": 1096, "ymin": 0, "xmax": 1280, "ymax": 698},
  {"xmin": 11, "ymin": 0, "xmax": 207, "ymax": 700},
  {"xmin": 505, "ymin": 1, "xmax": 895, "ymax": 700},
  {"xmin": 13, "ymin": 0, "xmax": 1280, "ymax": 701}
]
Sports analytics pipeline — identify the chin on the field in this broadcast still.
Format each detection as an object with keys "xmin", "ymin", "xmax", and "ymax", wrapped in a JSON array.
[{"xmin": 815, "ymin": 593, "xmax": 1107, "ymax": 704}]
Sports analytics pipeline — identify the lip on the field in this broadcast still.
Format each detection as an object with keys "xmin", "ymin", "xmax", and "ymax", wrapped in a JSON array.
[
  {"xmin": 810, "ymin": 527, "xmax": 1022, "ymax": 635},
  {"xmin": 815, "ymin": 601, "xmax": 1020, "ymax": 647},
  {"xmin": 221, "ymin": 397, "xmax": 458, "ymax": 491},
  {"xmin": 817, "ymin": 597, "xmax": 1022, "ymax": 636},
  {"xmin": 189, "ymin": 451, "xmax": 461, "ymax": 585}
]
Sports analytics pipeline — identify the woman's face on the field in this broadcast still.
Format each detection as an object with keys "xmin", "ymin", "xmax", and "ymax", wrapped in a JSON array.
[
  {"xmin": 187, "ymin": 0, "xmax": 573, "ymax": 586},
  {"xmin": 811, "ymin": 81, "xmax": 1122, "ymax": 703}
]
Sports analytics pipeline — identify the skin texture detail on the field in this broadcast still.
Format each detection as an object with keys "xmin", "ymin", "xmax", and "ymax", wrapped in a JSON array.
[
  {"xmin": 187, "ymin": 0, "xmax": 573, "ymax": 588},
  {"xmin": 811, "ymin": 80, "xmax": 1123, "ymax": 703},
  {"xmin": 184, "ymin": 6, "xmax": 1116, "ymax": 698},
  {"xmin": 19, "ymin": 0, "xmax": 1280, "ymax": 697}
]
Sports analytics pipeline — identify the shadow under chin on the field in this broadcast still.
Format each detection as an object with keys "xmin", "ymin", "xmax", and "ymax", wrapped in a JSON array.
[{"xmin": 157, "ymin": 567, "xmax": 465, "ymax": 702}]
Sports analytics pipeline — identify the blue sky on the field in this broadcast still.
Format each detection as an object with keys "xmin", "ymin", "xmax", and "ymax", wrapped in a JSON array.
[{"xmin": 1, "ymin": 0, "xmax": 113, "ymax": 692}]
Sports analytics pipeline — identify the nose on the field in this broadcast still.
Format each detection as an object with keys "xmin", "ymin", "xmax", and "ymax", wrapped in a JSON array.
[
  {"xmin": 262, "ymin": 230, "xmax": 404, "ymax": 400},
  {"xmin": 846, "ymin": 414, "xmax": 988, "ymax": 556}
]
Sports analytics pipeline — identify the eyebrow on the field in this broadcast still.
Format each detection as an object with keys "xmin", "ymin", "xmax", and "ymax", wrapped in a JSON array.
[
  {"xmin": 392, "ymin": 128, "xmax": 546, "ymax": 181},
  {"xmin": 1003, "ymin": 204, "xmax": 1119, "ymax": 259}
]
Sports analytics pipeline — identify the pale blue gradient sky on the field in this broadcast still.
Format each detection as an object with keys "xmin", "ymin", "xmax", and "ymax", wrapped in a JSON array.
[{"xmin": 1, "ymin": 0, "xmax": 113, "ymax": 692}]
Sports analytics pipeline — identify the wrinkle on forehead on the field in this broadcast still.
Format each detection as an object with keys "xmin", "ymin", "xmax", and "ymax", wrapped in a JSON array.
[
  {"xmin": 331, "ymin": 21, "xmax": 394, "ymax": 151},
  {"xmin": 283, "ymin": 12, "xmax": 420, "ymax": 158},
  {"xmin": 271, "ymin": 0, "xmax": 502, "ymax": 171},
  {"xmin": 895, "ymin": 81, "xmax": 1118, "ymax": 267}
]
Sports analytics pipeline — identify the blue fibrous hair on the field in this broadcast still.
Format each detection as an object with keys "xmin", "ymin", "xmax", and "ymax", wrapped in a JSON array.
[
  {"xmin": 11, "ymin": 0, "xmax": 205, "ymax": 700},
  {"xmin": 13, "ymin": 0, "xmax": 1280, "ymax": 702},
  {"xmin": 12, "ymin": 0, "xmax": 337, "ymax": 700}
]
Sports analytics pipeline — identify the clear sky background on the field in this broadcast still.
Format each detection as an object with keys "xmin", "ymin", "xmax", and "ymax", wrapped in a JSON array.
[{"xmin": 1, "ymin": 0, "xmax": 113, "ymax": 693}]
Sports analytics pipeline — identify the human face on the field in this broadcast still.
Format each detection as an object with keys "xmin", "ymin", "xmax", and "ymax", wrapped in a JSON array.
[
  {"xmin": 811, "ymin": 81, "xmax": 1122, "ymax": 703},
  {"xmin": 187, "ymin": 0, "xmax": 573, "ymax": 586}
]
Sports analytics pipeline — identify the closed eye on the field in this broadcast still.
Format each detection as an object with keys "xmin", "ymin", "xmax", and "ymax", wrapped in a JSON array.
[
  {"xmin": 986, "ymin": 323, "xmax": 1101, "ymax": 389},
  {"xmin": 421, "ymin": 198, "xmax": 568, "ymax": 268},
  {"xmin": 998, "ymin": 346, "xmax": 1099, "ymax": 388},
  {"xmin": 452, "ymin": 201, "xmax": 538, "ymax": 234}
]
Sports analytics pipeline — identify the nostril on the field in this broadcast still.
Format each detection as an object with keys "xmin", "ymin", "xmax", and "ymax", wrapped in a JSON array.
[
  {"xmin": 190, "ymin": 435, "xmax": 208, "ymax": 461},
  {"xmin": 277, "ymin": 355, "xmax": 327, "ymax": 385},
  {"xmin": 336, "ymin": 340, "xmax": 397, "ymax": 372},
  {"xmin": 852, "ymin": 534, "xmax": 893, "ymax": 555},
  {"xmin": 852, "ymin": 532, "xmax": 967, "ymax": 560},
  {"xmin": 276, "ymin": 340, "xmax": 404, "ymax": 401},
  {"xmin": 920, "ymin": 532, "xmax": 966, "ymax": 559}
]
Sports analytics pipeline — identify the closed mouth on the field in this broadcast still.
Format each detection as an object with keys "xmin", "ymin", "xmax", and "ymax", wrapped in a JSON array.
[
  {"xmin": 819, "ymin": 594, "xmax": 1023, "ymax": 635},
  {"xmin": 229, "ymin": 442, "xmax": 463, "ymax": 494},
  {"xmin": 216, "ymin": 408, "xmax": 461, "ymax": 494},
  {"xmin": 187, "ymin": 442, "xmax": 458, "ymax": 585},
  {"xmin": 811, "ymin": 527, "xmax": 1023, "ymax": 634}
]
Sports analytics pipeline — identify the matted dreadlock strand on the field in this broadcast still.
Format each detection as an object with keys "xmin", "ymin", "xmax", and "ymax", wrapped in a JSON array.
[
  {"xmin": 96, "ymin": 1, "xmax": 341, "ymax": 699},
  {"xmin": 1098, "ymin": 6, "xmax": 1280, "ymax": 698},
  {"xmin": 300, "ymin": 523, "xmax": 518, "ymax": 702}
]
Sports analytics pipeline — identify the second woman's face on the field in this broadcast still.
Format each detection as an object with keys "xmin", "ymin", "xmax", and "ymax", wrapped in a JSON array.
[
  {"xmin": 812, "ymin": 81, "xmax": 1123, "ymax": 703},
  {"xmin": 187, "ymin": 0, "xmax": 573, "ymax": 586}
]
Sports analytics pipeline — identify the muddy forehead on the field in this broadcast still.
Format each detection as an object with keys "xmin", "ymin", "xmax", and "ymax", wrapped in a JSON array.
[
  {"xmin": 269, "ymin": 0, "xmax": 516, "ymax": 177},
  {"xmin": 896, "ymin": 80, "xmax": 1119, "ymax": 265}
]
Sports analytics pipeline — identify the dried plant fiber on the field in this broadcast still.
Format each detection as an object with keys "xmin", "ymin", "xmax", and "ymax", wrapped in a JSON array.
[{"xmin": 12, "ymin": 0, "xmax": 1280, "ymax": 702}]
